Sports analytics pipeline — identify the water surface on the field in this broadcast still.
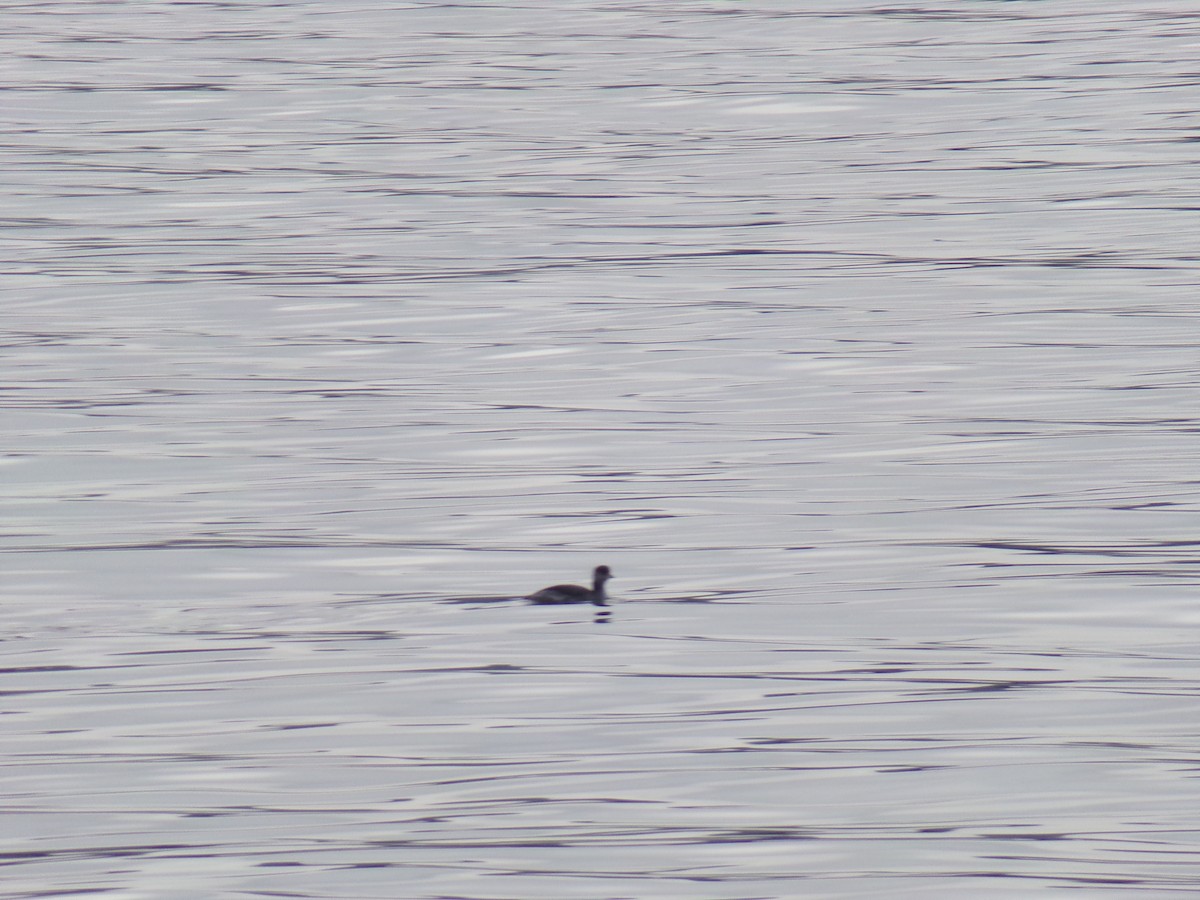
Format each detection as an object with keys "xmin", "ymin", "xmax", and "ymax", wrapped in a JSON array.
[{"xmin": 5, "ymin": 1, "xmax": 1200, "ymax": 897}]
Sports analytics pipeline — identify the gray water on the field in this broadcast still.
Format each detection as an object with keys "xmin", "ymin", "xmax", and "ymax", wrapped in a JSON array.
[{"xmin": 5, "ymin": 1, "xmax": 1200, "ymax": 897}]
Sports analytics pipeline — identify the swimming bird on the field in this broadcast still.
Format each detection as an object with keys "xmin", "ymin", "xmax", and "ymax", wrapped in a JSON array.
[{"xmin": 527, "ymin": 565, "xmax": 613, "ymax": 606}]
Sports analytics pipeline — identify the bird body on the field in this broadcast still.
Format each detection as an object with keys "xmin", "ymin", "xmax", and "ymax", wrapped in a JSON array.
[{"xmin": 528, "ymin": 565, "xmax": 612, "ymax": 606}]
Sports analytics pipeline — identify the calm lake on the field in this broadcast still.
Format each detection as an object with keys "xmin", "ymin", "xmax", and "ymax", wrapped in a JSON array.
[{"xmin": 5, "ymin": 1, "xmax": 1200, "ymax": 897}]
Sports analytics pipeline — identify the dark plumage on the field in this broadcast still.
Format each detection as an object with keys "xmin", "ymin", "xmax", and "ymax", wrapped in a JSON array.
[{"xmin": 527, "ymin": 565, "xmax": 613, "ymax": 606}]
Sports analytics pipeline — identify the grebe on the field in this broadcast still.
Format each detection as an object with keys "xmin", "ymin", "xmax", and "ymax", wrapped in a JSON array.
[{"xmin": 527, "ymin": 565, "xmax": 612, "ymax": 606}]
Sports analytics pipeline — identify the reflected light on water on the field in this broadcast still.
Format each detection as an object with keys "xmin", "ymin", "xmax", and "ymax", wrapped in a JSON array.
[{"xmin": 6, "ymin": 1, "xmax": 1200, "ymax": 897}]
